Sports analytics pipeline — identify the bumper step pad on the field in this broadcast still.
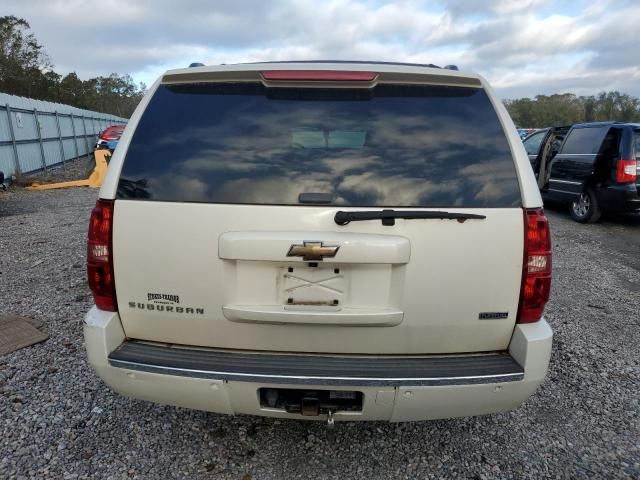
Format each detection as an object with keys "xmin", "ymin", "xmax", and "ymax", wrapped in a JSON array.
[{"xmin": 109, "ymin": 341, "xmax": 524, "ymax": 387}]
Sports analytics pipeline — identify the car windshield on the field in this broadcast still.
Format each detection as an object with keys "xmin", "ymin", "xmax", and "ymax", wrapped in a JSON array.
[
  {"xmin": 524, "ymin": 131, "xmax": 546, "ymax": 155},
  {"xmin": 118, "ymin": 82, "xmax": 521, "ymax": 207}
]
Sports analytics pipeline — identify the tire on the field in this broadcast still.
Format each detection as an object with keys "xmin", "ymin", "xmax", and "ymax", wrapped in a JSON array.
[{"xmin": 570, "ymin": 187, "xmax": 601, "ymax": 223}]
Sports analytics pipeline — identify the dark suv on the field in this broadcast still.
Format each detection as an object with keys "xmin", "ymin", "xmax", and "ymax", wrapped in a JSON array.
[{"xmin": 524, "ymin": 122, "xmax": 640, "ymax": 222}]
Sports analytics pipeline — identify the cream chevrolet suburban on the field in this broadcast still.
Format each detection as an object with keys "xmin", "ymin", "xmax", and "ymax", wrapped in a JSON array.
[{"xmin": 84, "ymin": 61, "xmax": 553, "ymax": 424}]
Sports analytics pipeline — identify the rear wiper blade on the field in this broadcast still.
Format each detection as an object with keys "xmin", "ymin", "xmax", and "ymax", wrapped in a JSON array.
[{"xmin": 334, "ymin": 209, "xmax": 486, "ymax": 226}]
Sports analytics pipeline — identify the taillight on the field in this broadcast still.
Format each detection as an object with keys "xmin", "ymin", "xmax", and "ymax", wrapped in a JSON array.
[
  {"xmin": 616, "ymin": 159, "xmax": 637, "ymax": 183},
  {"xmin": 517, "ymin": 208, "xmax": 552, "ymax": 323},
  {"xmin": 261, "ymin": 70, "xmax": 378, "ymax": 82},
  {"xmin": 87, "ymin": 199, "xmax": 117, "ymax": 311}
]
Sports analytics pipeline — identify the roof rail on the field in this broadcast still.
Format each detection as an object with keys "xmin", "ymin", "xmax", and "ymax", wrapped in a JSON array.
[{"xmin": 444, "ymin": 65, "xmax": 459, "ymax": 71}]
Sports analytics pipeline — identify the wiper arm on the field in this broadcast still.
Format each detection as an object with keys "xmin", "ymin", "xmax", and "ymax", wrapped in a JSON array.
[{"xmin": 334, "ymin": 209, "xmax": 486, "ymax": 226}]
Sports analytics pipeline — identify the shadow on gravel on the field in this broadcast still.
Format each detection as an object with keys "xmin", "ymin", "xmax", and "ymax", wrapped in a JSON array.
[
  {"xmin": 543, "ymin": 200, "xmax": 640, "ymax": 228},
  {"xmin": 0, "ymin": 191, "xmax": 32, "ymax": 217},
  {"xmin": 601, "ymin": 212, "xmax": 640, "ymax": 227}
]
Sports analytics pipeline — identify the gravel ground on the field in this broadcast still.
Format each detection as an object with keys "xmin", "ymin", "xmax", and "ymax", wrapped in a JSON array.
[{"xmin": 0, "ymin": 176, "xmax": 638, "ymax": 479}]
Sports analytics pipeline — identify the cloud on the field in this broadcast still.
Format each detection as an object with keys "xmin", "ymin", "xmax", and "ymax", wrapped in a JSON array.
[{"xmin": 3, "ymin": 0, "xmax": 639, "ymax": 97}]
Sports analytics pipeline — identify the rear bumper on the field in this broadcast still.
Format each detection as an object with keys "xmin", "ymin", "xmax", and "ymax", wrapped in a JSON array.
[
  {"xmin": 84, "ymin": 307, "xmax": 552, "ymax": 422},
  {"xmin": 596, "ymin": 184, "xmax": 640, "ymax": 212}
]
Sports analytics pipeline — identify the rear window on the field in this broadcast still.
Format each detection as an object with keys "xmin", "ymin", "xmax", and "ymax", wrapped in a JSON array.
[{"xmin": 118, "ymin": 83, "xmax": 521, "ymax": 207}]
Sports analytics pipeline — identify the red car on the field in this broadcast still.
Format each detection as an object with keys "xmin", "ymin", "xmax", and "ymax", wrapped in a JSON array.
[{"xmin": 95, "ymin": 125, "xmax": 125, "ymax": 151}]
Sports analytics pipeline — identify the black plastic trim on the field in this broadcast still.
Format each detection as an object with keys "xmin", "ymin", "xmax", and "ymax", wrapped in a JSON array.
[{"xmin": 108, "ymin": 341, "xmax": 524, "ymax": 387}]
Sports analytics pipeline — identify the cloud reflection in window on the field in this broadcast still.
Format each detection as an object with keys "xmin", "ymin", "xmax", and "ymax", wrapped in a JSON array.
[{"xmin": 119, "ymin": 83, "xmax": 521, "ymax": 207}]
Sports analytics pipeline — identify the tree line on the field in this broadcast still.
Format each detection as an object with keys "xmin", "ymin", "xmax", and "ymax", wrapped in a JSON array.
[
  {"xmin": 0, "ymin": 15, "xmax": 145, "ymax": 117},
  {"xmin": 504, "ymin": 92, "xmax": 640, "ymax": 128}
]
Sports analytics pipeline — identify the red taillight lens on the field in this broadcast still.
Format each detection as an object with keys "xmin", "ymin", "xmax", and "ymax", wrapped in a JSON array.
[
  {"xmin": 517, "ymin": 208, "xmax": 552, "ymax": 323},
  {"xmin": 616, "ymin": 159, "xmax": 637, "ymax": 183},
  {"xmin": 87, "ymin": 199, "xmax": 117, "ymax": 311},
  {"xmin": 261, "ymin": 70, "xmax": 378, "ymax": 82}
]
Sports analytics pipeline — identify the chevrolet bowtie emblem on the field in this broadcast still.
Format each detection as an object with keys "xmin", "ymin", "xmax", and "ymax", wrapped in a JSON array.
[{"xmin": 287, "ymin": 241, "xmax": 340, "ymax": 261}]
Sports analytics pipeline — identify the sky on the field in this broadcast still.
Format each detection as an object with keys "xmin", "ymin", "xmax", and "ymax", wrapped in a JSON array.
[{"xmin": 3, "ymin": 0, "xmax": 640, "ymax": 98}]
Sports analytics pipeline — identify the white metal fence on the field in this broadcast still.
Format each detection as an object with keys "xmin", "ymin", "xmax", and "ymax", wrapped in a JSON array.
[{"xmin": 0, "ymin": 92, "xmax": 127, "ymax": 177}]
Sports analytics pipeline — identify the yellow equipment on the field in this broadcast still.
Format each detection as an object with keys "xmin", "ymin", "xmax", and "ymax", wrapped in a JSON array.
[{"xmin": 27, "ymin": 149, "xmax": 111, "ymax": 191}]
